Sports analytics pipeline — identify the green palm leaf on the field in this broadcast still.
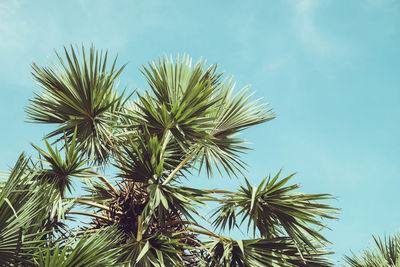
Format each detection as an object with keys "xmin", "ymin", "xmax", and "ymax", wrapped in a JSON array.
[
  {"xmin": 115, "ymin": 126, "xmax": 192, "ymax": 186},
  {"xmin": 124, "ymin": 55, "xmax": 219, "ymax": 148},
  {"xmin": 35, "ymin": 228, "xmax": 123, "ymax": 267},
  {"xmin": 26, "ymin": 45, "xmax": 128, "ymax": 164},
  {"xmin": 344, "ymin": 232, "xmax": 400, "ymax": 267},
  {"xmin": 212, "ymin": 171, "xmax": 338, "ymax": 251},
  {"xmin": 117, "ymin": 232, "xmax": 192, "ymax": 266},
  {"xmin": 197, "ymin": 78, "xmax": 274, "ymax": 176},
  {"xmin": 31, "ymin": 128, "xmax": 91, "ymax": 196},
  {"xmin": 122, "ymin": 55, "xmax": 273, "ymax": 182},
  {"xmin": 0, "ymin": 154, "xmax": 70, "ymax": 265},
  {"xmin": 203, "ymin": 236, "xmax": 334, "ymax": 266}
]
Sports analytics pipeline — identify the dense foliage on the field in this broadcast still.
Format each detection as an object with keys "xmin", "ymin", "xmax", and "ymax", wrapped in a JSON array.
[{"xmin": 0, "ymin": 46, "xmax": 338, "ymax": 266}]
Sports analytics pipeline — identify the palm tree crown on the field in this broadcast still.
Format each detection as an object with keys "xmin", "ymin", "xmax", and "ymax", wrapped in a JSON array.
[{"xmin": 0, "ymin": 45, "xmax": 338, "ymax": 266}]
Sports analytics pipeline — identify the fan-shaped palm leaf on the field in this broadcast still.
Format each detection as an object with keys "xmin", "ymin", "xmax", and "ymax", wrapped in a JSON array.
[
  {"xmin": 26, "ymin": 45, "xmax": 128, "ymax": 164},
  {"xmin": 136, "ymin": 55, "xmax": 220, "ymax": 146},
  {"xmin": 196, "ymin": 78, "xmax": 274, "ymax": 177},
  {"xmin": 212, "ymin": 171, "xmax": 338, "ymax": 251},
  {"xmin": 32, "ymin": 128, "xmax": 91, "ymax": 196},
  {"xmin": 122, "ymin": 55, "xmax": 273, "ymax": 181}
]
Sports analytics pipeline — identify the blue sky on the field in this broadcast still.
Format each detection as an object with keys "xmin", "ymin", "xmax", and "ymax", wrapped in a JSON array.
[{"xmin": 0, "ymin": 0, "xmax": 399, "ymax": 264}]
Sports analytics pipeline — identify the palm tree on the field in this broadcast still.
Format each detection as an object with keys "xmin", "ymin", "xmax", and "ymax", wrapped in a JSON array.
[
  {"xmin": 344, "ymin": 232, "xmax": 400, "ymax": 267},
  {"xmin": 1, "ymin": 45, "xmax": 338, "ymax": 266}
]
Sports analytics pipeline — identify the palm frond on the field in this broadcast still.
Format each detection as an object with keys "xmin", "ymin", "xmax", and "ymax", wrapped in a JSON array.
[
  {"xmin": 135, "ymin": 55, "xmax": 221, "ymax": 148},
  {"xmin": 118, "ymin": 232, "xmax": 193, "ymax": 266},
  {"xmin": 115, "ymin": 128, "xmax": 188, "ymax": 184},
  {"xmin": 196, "ymin": 78, "xmax": 275, "ymax": 177},
  {"xmin": 212, "ymin": 171, "xmax": 338, "ymax": 251},
  {"xmin": 26, "ymin": 45, "xmax": 128, "ymax": 164},
  {"xmin": 31, "ymin": 128, "xmax": 91, "ymax": 196},
  {"xmin": 202, "ymin": 236, "xmax": 334, "ymax": 266},
  {"xmin": 35, "ymin": 227, "xmax": 123, "ymax": 267},
  {"xmin": 344, "ymin": 232, "xmax": 400, "ymax": 267},
  {"xmin": 0, "ymin": 154, "xmax": 70, "ymax": 265},
  {"xmin": 143, "ymin": 184, "xmax": 207, "ymax": 227},
  {"xmin": 81, "ymin": 178, "xmax": 114, "ymax": 202},
  {"xmin": 122, "ymin": 55, "xmax": 274, "ymax": 182}
]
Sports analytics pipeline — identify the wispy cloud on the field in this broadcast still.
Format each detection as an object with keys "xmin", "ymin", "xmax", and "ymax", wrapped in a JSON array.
[
  {"xmin": 0, "ymin": 0, "xmax": 26, "ymax": 51},
  {"xmin": 262, "ymin": 57, "xmax": 288, "ymax": 72},
  {"xmin": 293, "ymin": 0, "xmax": 332, "ymax": 56}
]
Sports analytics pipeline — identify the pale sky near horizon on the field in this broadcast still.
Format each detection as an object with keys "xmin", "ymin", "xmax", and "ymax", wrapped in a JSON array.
[{"xmin": 0, "ymin": 0, "xmax": 399, "ymax": 264}]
